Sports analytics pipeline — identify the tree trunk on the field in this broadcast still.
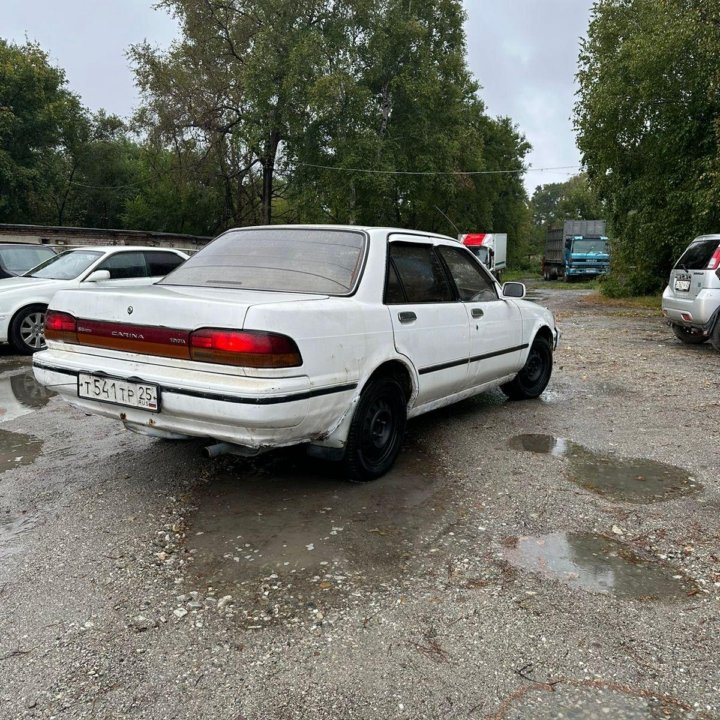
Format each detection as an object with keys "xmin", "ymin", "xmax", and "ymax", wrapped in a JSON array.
[{"xmin": 261, "ymin": 130, "xmax": 281, "ymax": 225}]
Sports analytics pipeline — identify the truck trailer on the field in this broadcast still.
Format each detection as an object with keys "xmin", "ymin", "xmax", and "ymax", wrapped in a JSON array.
[
  {"xmin": 542, "ymin": 220, "xmax": 609, "ymax": 281},
  {"xmin": 459, "ymin": 233, "xmax": 507, "ymax": 281}
]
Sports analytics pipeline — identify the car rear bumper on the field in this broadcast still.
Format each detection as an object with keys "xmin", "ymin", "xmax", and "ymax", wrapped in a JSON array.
[
  {"xmin": 33, "ymin": 350, "xmax": 358, "ymax": 449},
  {"xmin": 661, "ymin": 287, "xmax": 719, "ymax": 327}
]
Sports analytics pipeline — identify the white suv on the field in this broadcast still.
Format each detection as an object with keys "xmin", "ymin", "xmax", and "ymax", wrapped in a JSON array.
[{"xmin": 662, "ymin": 234, "xmax": 720, "ymax": 350}]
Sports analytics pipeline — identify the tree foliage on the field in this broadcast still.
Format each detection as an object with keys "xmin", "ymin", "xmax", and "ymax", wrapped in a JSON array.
[
  {"xmin": 575, "ymin": 0, "xmax": 720, "ymax": 294},
  {"xmin": 0, "ymin": 39, "xmax": 85, "ymax": 222},
  {"xmin": 130, "ymin": 0, "xmax": 532, "ymax": 252},
  {"xmin": 1, "ymin": 3, "xmax": 534, "ymax": 260}
]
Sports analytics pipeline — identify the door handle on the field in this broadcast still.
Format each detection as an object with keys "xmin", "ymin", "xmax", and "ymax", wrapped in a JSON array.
[
  {"xmin": 471, "ymin": 308, "xmax": 484, "ymax": 318},
  {"xmin": 398, "ymin": 311, "xmax": 417, "ymax": 324}
]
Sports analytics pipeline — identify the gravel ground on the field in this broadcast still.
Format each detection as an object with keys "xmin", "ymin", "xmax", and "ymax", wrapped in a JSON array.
[{"xmin": 0, "ymin": 285, "xmax": 718, "ymax": 720}]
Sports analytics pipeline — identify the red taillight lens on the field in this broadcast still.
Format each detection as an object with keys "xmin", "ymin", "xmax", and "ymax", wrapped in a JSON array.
[
  {"xmin": 707, "ymin": 247, "xmax": 720, "ymax": 270},
  {"xmin": 44, "ymin": 311, "xmax": 77, "ymax": 343},
  {"xmin": 189, "ymin": 329, "xmax": 302, "ymax": 368}
]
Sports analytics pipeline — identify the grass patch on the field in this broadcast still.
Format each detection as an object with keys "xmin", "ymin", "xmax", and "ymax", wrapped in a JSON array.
[{"xmin": 582, "ymin": 292, "xmax": 662, "ymax": 310}]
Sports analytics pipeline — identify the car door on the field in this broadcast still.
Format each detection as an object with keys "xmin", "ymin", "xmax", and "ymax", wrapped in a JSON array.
[
  {"xmin": 436, "ymin": 245, "xmax": 524, "ymax": 387},
  {"xmin": 385, "ymin": 239, "xmax": 470, "ymax": 406}
]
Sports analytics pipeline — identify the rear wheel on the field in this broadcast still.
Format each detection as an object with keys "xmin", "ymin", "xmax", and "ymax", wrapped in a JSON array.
[
  {"xmin": 501, "ymin": 336, "xmax": 553, "ymax": 400},
  {"xmin": 341, "ymin": 377, "xmax": 407, "ymax": 482},
  {"xmin": 9, "ymin": 304, "xmax": 48, "ymax": 354},
  {"xmin": 710, "ymin": 322, "xmax": 720, "ymax": 352},
  {"xmin": 671, "ymin": 324, "xmax": 707, "ymax": 345}
]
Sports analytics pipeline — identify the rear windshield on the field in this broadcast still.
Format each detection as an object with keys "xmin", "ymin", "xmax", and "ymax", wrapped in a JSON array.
[
  {"xmin": 160, "ymin": 228, "xmax": 367, "ymax": 295},
  {"xmin": 674, "ymin": 238, "xmax": 720, "ymax": 270},
  {"xmin": 0, "ymin": 246, "xmax": 55, "ymax": 274}
]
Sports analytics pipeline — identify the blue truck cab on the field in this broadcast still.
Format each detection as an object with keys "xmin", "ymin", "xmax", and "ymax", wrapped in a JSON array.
[{"xmin": 543, "ymin": 220, "xmax": 610, "ymax": 281}]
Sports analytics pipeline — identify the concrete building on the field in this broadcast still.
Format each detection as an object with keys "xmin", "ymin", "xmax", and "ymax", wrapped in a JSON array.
[{"xmin": 0, "ymin": 224, "xmax": 213, "ymax": 252}]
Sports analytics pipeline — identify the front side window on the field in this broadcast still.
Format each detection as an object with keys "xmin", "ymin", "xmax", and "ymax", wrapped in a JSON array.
[
  {"xmin": 437, "ymin": 246, "xmax": 497, "ymax": 302},
  {"xmin": 27, "ymin": 250, "xmax": 103, "ymax": 280},
  {"xmin": 96, "ymin": 252, "xmax": 148, "ymax": 279},
  {"xmin": 387, "ymin": 243, "xmax": 454, "ymax": 303},
  {"xmin": 160, "ymin": 228, "xmax": 366, "ymax": 295}
]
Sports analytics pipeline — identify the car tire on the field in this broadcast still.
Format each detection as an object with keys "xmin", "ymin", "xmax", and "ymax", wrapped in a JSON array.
[
  {"xmin": 671, "ymin": 324, "xmax": 707, "ymax": 345},
  {"xmin": 9, "ymin": 304, "xmax": 48, "ymax": 354},
  {"xmin": 342, "ymin": 376, "xmax": 407, "ymax": 482},
  {"xmin": 710, "ymin": 322, "xmax": 720, "ymax": 352},
  {"xmin": 501, "ymin": 335, "xmax": 553, "ymax": 400}
]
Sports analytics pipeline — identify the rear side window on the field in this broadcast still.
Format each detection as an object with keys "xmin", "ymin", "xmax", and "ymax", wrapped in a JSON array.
[
  {"xmin": 161, "ymin": 228, "xmax": 366, "ymax": 295},
  {"xmin": 388, "ymin": 243, "xmax": 454, "ymax": 303},
  {"xmin": 674, "ymin": 239, "xmax": 720, "ymax": 270},
  {"xmin": 146, "ymin": 251, "xmax": 185, "ymax": 276}
]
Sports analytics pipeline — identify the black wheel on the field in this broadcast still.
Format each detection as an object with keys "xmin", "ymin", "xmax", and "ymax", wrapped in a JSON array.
[
  {"xmin": 501, "ymin": 335, "xmax": 553, "ymax": 400},
  {"xmin": 341, "ymin": 376, "xmax": 407, "ymax": 482},
  {"xmin": 671, "ymin": 324, "xmax": 707, "ymax": 345},
  {"xmin": 710, "ymin": 322, "xmax": 720, "ymax": 352},
  {"xmin": 9, "ymin": 304, "xmax": 48, "ymax": 354}
]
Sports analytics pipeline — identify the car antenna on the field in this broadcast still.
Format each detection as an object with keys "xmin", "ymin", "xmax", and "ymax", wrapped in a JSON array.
[{"xmin": 434, "ymin": 206, "xmax": 460, "ymax": 236}]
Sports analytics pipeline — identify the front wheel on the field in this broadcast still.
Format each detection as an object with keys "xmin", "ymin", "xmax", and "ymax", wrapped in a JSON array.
[
  {"xmin": 672, "ymin": 324, "xmax": 707, "ymax": 345},
  {"xmin": 341, "ymin": 377, "xmax": 407, "ymax": 482},
  {"xmin": 501, "ymin": 336, "xmax": 553, "ymax": 400},
  {"xmin": 9, "ymin": 304, "xmax": 48, "ymax": 354}
]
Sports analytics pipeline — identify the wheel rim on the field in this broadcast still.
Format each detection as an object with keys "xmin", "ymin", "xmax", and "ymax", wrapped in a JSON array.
[
  {"xmin": 360, "ymin": 397, "xmax": 396, "ymax": 466},
  {"xmin": 20, "ymin": 311, "xmax": 46, "ymax": 350}
]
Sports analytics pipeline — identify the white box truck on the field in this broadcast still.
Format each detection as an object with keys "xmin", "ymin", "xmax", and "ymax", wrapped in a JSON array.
[{"xmin": 459, "ymin": 233, "xmax": 507, "ymax": 281}]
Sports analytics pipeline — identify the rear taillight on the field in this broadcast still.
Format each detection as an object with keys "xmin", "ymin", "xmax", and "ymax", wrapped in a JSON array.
[
  {"xmin": 707, "ymin": 247, "xmax": 720, "ymax": 270},
  {"xmin": 44, "ymin": 311, "xmax": 77, "ymax": 343},
  {"xmin": 189, "ymin": 329, "xmax": 302, "ymax": 368}
]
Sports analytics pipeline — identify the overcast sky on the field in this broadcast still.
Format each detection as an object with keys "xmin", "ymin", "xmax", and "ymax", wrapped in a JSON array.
[{"xmin": 1, "ymin": 0, "xmax": 593, "ymax": 195}]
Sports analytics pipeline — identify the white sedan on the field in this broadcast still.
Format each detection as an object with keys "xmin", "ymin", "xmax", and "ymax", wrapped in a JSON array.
[
  {"xmin": 33, "ymin": 226, "xmax": 559, "ymax": 481},
  {"xmin": 0, "ymin": 246, "xmax": 188, "ymax": 354}
]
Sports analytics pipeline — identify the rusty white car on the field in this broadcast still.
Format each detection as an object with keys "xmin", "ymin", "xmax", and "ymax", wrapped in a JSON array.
[
  {"xmin": 0, "ymin": 246, "xmax": 188, "ymax": 354},
  {"xmin": 32, "ymin": 226, "xmax": 559, "ymax": 481}
]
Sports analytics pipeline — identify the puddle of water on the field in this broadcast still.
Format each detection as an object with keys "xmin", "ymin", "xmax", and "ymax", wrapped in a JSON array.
[
  {"xmin": 0, "ymin": 370, "xmax": 56, "ymax": 424},
  {"xmin": 0, "ymin": 428, "xmax": 44, "ymax": 473},
  {"xmin": 185, "ymin": 446, "xmax": 445, "ymax": 598},
  {"xmin": 503, "ymin": 532, "xmax": 697, "ymax": 600},
  {"xmin": 0, "ymin": 514, "xmax": 37, "ymax": 560},
  {"xmin": 509, "ymin": 434, "xmax": 700, "ymax": 503},
  {"xmin": 499, "ymin": 684, "xmax": 695, "ymax": 720}
]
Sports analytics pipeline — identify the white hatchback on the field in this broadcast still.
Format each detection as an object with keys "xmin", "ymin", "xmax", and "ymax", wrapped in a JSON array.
[
  {"xmin": 33, "ymin": 226, "xmax": 559, "ymax": 481},
  {"xmin": 0, "ymin": 246, "xmax": 188, "ymax": 354}
]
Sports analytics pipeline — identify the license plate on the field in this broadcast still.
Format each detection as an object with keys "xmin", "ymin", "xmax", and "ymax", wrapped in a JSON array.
[
  {"xmin": 78, "ymin": 373, "xmax": 160, "ymax": 412},
  {"xmin": 674, "ymin": 279, "xmax": 691, "ymax": 291}
]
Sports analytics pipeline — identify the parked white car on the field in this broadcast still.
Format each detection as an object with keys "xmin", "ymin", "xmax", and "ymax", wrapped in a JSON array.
[
  {"xmin": 661, "ymin": 234, "xmax": 720, "ymax": 350},
  {"xmin": 0, "ymin": 246, "xmax": 188, "ymax": 354},
  {"xmin": 33, "ymin": 226, "xmax": 559, "ymax": 481}
]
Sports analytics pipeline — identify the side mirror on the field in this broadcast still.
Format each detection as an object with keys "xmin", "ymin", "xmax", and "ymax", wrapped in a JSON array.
[
  {"xmin": 502, "ymin": 282, "xmax": 526, "ymax": 299},
  {"xmin": 85, "ymin": 270, "xmax": 111, "ymax": 282}
]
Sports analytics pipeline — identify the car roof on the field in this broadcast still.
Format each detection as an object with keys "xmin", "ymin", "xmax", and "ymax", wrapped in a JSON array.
[
  {"xmin": 219, "ymin": 225, "xmax": 457, "ymax": 243},
  {"xmin": 61, "ymin": 245, "xmax": 187, "ymax": 254}
]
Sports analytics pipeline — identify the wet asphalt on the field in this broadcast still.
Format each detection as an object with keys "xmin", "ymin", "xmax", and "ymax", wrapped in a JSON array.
[{"xmin": 0, "ymin": 285, "xmax": 718, "ymax": 719}]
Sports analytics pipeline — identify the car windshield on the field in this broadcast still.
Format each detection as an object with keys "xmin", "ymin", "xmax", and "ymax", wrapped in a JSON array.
[
  {"xmin": 674, "ymin": 238, "xmax": 720, "ymax": 270},
  {"xmin": 572, "ymin": 239, "xmax": 608, "ymax": 253},
  {"xmin": 26, "ymin": 250, "xmax": 103, "ymax": 280},
  {"xmin": 160, "ymin": 228, "xmax": 367, "ymax": 295},
  {"xmin": 0, "ymin": 246, "xmax": 56, "ymax": 274}
]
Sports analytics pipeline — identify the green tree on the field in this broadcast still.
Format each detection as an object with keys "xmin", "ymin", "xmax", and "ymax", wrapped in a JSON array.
[
  {"xmin": 575, "ymin": 0, "xmax": 720, "ymax": 295},
  {"xmin": 0, "ymin": 39, "xmax": 86, "ymax": 223}
]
